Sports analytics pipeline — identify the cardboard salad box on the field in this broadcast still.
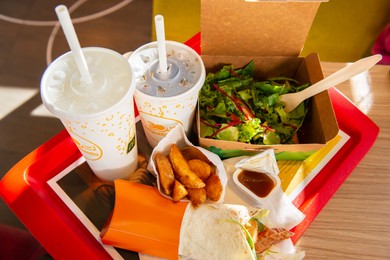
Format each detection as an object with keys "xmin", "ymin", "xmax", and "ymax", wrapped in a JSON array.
[{"xmin": 197, "ymin": 0, "xmax": 339, "ymax": 154}]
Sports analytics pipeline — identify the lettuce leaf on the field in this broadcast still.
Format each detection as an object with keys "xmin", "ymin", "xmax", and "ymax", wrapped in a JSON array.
[
  {"xmin": 238, "ymin": 118, "xmax": 262, "ymax": 143},
  {"xmin": 215, "ymin": 124, "xmax": 239, "ymax": 141},
  {"xmin": 199, "ymin": 61, "xmax": 310, "ymax": 145}
]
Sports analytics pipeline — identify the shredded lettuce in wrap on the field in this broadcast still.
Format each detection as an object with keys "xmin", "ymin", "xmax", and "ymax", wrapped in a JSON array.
[
  {"xmin": 222, "ymin": 218, "xmax": 258, "ymax": 260},
  {"xmin": 224, "ymin": 209, "xmax": 304, "ymax": 260}
]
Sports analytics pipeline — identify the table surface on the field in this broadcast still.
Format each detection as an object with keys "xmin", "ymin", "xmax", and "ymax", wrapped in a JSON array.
[{"xmin": 295, "ymin": 62, "xmax": 390, "ymax": 259}]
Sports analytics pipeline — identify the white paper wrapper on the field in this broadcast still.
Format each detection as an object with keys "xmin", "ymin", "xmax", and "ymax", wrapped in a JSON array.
[
  {"xmin": 224, "ymin": 150, "xmax": 305, "ymax": 230},
  {"xmin": 147, "ymin": 124, "xmax": 227, "ymax": 204}
]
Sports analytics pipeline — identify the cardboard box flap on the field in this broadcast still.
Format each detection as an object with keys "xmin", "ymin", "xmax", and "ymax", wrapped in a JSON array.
[{"xmin": 201, "ymin": 0, "xmax": 325, "ymax": 57}]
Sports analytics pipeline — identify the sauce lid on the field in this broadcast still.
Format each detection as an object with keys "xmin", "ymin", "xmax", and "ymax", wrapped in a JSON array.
[{"xmin": 234, "ymin": 149, "xmax": 279, "ymax": 175}]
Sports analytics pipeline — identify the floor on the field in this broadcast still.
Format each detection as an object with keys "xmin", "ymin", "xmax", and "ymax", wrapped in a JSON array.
[{"xmin": 0, "ymin": 0, "xmax": 152, "ymax": 253}]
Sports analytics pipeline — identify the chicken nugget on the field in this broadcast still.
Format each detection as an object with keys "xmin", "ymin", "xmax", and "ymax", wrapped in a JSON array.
[
  {"xmin": 209, "ymin": 164, "xmax": 217, "ymax": 176},
  {"xmin": 181, "ymin": 146, "xmax": 210, "ymax": 163},
  {"xmin": 172, "ymin": 180, "xmax": 188, "ymax": 201},
  {"xmin": 188, "ymin": 159, "xmax": 211, "ymax": 181},
  {"xmin": 187, "ymin": 188, "xmax": 207, "ymax": 207},
  {"xmin": 205, "ymin": 174, "xmax": 223, "ymax": 201},
  {"xmin": 169, "ymin": 144, "xmax": 205, "ymax": 189},
  {"xmin": 155, "ymin": 153, "xmax": 175, "ymax": 195}
]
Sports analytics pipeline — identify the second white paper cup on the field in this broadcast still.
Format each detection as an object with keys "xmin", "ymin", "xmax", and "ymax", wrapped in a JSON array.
[{"xmin": 129, "ymin": 41, "xmax": 206, "ymax": 147}]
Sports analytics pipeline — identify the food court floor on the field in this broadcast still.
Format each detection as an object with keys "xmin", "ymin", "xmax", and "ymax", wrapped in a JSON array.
[{"xmin": 0, "ymin": 0, "xmax": 152, "ymax": 255}]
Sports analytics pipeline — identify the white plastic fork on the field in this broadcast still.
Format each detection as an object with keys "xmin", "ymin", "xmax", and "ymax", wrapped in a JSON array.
[{"xmin": 280, "ymin": 54, "xmax": 382, "ymax": 113}]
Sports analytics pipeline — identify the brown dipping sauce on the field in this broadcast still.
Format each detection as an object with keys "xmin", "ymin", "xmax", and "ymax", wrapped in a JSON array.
[{"xmin": 237, "ymin": 170, "xmax": 276, "ymax": 198}]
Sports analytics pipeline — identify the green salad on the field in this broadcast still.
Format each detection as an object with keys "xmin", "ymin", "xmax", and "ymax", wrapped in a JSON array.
[{"xmin": 198, "ymin": 61, "xmax": 310, "ymax": 145}]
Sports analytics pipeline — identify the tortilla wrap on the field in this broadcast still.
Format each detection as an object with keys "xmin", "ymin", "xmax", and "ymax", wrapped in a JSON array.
[{"xmin": 179, "ymin": 204, "xmax": 255, "ymax": 260}]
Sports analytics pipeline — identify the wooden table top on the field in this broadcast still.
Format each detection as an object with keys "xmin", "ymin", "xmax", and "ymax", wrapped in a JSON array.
[{"xmin": 295, "ymin": 62, "xmax": 390, "ymax": 259}]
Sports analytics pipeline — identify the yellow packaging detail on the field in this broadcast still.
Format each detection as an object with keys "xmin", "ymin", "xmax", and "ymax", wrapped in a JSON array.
[
  {"xmin": 278, "ymin": 133, "xmax": 344, "ymax": 197},
  {"xmin": 278, "ymin": 160, "xmax": 303, "ymax": 192}
]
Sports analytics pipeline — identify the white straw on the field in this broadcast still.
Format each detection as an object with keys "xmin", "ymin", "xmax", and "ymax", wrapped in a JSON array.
[
  {"xmin": 154, "ymin": 15, "xmax": 168, "ymax": 76},
  {"xmin": 55, "ymin": 5, "xmax": 92, "ymax": 84}
]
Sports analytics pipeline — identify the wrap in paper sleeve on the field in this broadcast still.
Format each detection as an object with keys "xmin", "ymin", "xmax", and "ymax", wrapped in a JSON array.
[
  {"xmin": 100, "ymin": 180, "xmax": 303, "ymax": 259},
  {"xmin": 100, "ymin": 180, "xmax": 256, "ymax": 259}
]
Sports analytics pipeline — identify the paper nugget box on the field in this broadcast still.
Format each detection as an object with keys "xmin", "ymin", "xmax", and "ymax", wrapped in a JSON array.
[{"xmin": 197, "ymin": 0, "xmax": 339, "ymax": 154}]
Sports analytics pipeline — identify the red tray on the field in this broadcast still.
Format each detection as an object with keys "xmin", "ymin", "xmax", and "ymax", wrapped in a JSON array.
[{"xmin": 0, "ymin": 33, "xmax": 379, "ymax": 258}]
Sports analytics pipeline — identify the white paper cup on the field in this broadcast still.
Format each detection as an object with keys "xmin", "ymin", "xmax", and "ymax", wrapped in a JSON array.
[
  {"xmin": 41, "ymin": 47, "xmax": 138, "ymax": 181},
  {"xmin": 129, "ymin": 41, "xmax": 206, "ymax": 147}
]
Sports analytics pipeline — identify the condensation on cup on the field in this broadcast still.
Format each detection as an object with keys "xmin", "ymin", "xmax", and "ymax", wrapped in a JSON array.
[
  {"xmin": 41, "ymin": 47, "xmax": 138, "ymax": 181},
  {"xmin": 128, "ymin": 41, "xmax": 206, "ymax": 147}
]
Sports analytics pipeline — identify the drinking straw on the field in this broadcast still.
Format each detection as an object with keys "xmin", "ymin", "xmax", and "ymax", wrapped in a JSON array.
[
  {"xmin": 154, "ymin": 15, "xmax": 168, "ymax": 77},
  {"xmin": 55, "ymin": 5, "xmax": 92, "ymax": 84}
]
